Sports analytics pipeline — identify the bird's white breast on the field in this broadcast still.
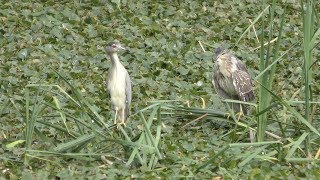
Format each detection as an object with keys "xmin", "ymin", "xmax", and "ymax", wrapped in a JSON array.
[
  {"xmin": 216, "ymin": 55, "xmax": 238, "ymax": 95},
  {"xmin": 107, "ymin": 64, "xmax": 127, "ymax": 110},
  {"xmin": 217, "ymin": 55, "xmax": 238, "ymax": 76}
]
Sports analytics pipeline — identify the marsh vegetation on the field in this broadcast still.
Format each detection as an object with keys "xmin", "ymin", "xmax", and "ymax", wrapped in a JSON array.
[{"xmin": 1, "ymin": 0, "xmax": 320, "ymax": 178}]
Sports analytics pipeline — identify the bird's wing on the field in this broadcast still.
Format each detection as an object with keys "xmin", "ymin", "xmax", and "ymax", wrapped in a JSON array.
[
  {"xmin": 213, "ymin": 71, "xmax": 244, "ymax": 113},
  {"xmin": 232, "ymin": 70, "xmax": 254, "ymax": 102},
  {"xmin": 234, "ymin": 56, "xmax": 249, "ymax": 72},
  {"xmin": 125, "ymin": 71, "xmax": 132, "ymax": 106},
  {"xmin": 123, "ymin": 71, "xmax": 132, "ymax": 119}
]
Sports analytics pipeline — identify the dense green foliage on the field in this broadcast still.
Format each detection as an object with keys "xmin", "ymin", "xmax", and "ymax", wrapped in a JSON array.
[{"xmin": 1, "ymin": 0, "xmax": 320, "ymax": 178}]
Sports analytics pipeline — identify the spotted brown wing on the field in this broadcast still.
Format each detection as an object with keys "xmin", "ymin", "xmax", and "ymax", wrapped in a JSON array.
[{"xmin": 231, "ymin": 70, "xmax": 254, "ymax": 102}]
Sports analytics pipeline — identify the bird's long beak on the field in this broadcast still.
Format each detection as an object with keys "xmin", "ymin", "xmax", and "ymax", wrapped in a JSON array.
[{"xmin": 119, "ymin": 45, "xmax": 130, "ymax": 53}]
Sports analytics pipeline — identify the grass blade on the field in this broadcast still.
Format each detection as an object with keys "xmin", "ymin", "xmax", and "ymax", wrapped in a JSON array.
[
  {"xmin": 238, "ymin": 145, "xmax": 268, "ymax": 167},
  {"xmin": 53, "ymin": 133, "xmax": 96, "ymax": 153},
  {"xmin": 285, "ymin": 132, "xmax": 309, "ymax": 159}
]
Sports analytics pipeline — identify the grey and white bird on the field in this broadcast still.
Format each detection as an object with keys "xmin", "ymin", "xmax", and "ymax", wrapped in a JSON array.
[
  {"xmin": 105, "ymin": 41, "xmax": 132, "ymax": 126},
  {"xmin": 212, "ymin": 47, "xmax": 254, "ymax": 115}
]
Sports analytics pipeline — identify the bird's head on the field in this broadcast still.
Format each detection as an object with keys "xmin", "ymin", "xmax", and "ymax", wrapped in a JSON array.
[
  {"xmin": 214, "ymin": 47, "xmax": 228, "ymax": 56},
  {"xmin": 105, "ymin": 41, "xmax": 128, "ymax": 54},
  {"xmin": 213, "ymin": 47, "xmax": 228, "ymax": 61}
]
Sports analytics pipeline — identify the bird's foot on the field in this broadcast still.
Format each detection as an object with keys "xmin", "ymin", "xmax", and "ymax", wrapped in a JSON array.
[
  {"xmin": 119, "ymin": 121, "xmax": 126, "ymax": 127},
  {"xmin": 233, "ymin": 112, "xmax": 243, "ymax": 121},
  {"xmin": 201, "ymin": 97, "xmax": 206, "ymax": 109},
  {"xmin": 225, "ymin": 113, "xmax": 231, "ymax": 119},
  {"xmin": 237, "ymin": 107, "xmax": 245, "ymax": 121}
]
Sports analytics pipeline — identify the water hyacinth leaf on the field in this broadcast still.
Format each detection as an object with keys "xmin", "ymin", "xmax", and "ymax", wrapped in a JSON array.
[
  {"xmin": 17, "ymin": 48, "xmax": 29, "ymax": 60},
  {"xmin": 2, "ymin": 0, "xmax": 320, "ymax": 177}
]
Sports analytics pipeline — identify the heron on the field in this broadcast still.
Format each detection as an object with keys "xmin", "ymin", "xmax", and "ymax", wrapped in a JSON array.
[
  {"xmin": 212, "ymin": 47, "xmax": 254, "ymax": 115},
  {"xmin": 105, "ymin": 41, "xmax": 132, "ymax": 126}
]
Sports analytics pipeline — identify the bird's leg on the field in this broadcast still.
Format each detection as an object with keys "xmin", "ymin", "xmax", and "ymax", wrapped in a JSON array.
[
  {"xmin": 237, "ymin": 105, "xmax": 255, "ymax": 142},
  {"xmin": 237, "ymin": 104, "xmax": 244, "ymax": 121},
  {"xmin": 201, "ymin": 97, "xmax": 206, "ymax": 109},
  {"xmin": 119, "ymin": 108, "xmax": 126, "ymax": 127},
  {"xmin": 225, "ymin": 113, "xmax": 231, "ymax": 119},
  {"xmin": 114, "ymin": 109, "xmax": 118, "ymax": 125}
]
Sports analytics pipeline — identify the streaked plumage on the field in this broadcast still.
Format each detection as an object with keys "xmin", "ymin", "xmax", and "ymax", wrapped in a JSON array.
[
  {"xmin": 212, "ymin": 48, "xmax": 254, "ymax": 115},
  {"xmin": 105, "ymin": 41, "xmax": 132, "ymax": 125}
]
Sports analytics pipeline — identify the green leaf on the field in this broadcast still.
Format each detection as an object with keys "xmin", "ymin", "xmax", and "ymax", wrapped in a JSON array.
[{"xmin": 6, "ymin": 140, "xmax": 25, "ymax": 149}]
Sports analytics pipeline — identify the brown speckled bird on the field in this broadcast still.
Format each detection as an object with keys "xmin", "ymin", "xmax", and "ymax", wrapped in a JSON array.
[{"xmin": 212, "ymin": 47, "xmax": 254, "ymax": 115}]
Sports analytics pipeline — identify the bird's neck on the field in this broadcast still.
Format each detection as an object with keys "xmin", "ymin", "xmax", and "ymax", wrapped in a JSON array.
[{"xmin": 109, "ymin": 53, "xmax": 121, "ymax": 66}]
